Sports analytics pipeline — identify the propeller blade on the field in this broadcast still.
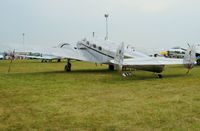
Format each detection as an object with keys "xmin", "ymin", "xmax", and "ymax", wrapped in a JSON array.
[
  {"xmin": 7, "ymin": 59, "xmax": 13, "ymax": 73},
  {"xmin": 186, "ymin": 68, "xmax": 190, "ymax": 74},
  {"xmin": 187, "ymin": 43, "xmax": 190, "ymax": 47},
  {"xmin": 7, "ymin": 49, "xmax": 15, "ymax": 73}
]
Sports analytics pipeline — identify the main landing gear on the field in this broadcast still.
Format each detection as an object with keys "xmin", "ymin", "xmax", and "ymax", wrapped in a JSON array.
[
  {"xmin": 65, "ymin": 60, "xmax": 71, "ymax": 72},
  {"xmin": 108, "ymin": 64, "xmax": 115, "ymax": 71},
  {"xmin": 122, "ymin": 72, "xmax": 133, "ymax": 77}
]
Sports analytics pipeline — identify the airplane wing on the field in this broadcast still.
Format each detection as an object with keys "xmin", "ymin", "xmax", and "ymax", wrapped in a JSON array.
[
  {"xmin": 110, "ymin": 43, "xmax": 196, "ymax": 69},
  {"xmin": 34, "ymin": 47, "xmax": 102, "ymax": 63},
  {"xmin": 119, "ymin": 57, "xmax": 184, "ymax": 66},
  {"xmin": 11, "ymin": 44, "xmax": 102, "ymax": 63},
  {"xmin": 17, "ymin": 54, "xmax": 61, "ymax": 60}
]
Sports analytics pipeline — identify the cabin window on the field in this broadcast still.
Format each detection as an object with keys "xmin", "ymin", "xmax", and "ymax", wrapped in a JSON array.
[
  {"xmin": 87, "ymin": 41, "xmax": 89, "ymax": 45},
  {"xmin": 83, "ymin": 38, "xmax": 86, "ymax": 42},
  {"xmin": 74, "ymin": 47, "xmax": 77, "ymax": 49},
  {"xmin": 98, "ymin": 46, "xmax": 102, "ymax": 50},
  {"xmin": 93, "ymin": 44, "xmax": 96, "ymax": 48}
]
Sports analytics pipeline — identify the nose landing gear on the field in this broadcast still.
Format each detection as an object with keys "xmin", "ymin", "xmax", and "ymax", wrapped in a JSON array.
[
  {"xmin": 65, "ymin": 60, "xmax": 71, "ymax": 72},
  {"xmin": 155, "ymin": 73, "xmax": 163, "ymax": 78}
]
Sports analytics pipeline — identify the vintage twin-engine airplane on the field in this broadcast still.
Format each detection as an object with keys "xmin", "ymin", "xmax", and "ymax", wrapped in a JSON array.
[
  {"xmin": 48, "ymin": 37, "xmax": 196, "ymax": 78},
  {"xmin": 8, "ymin": 37, "xmax": 196, "ymax": 78}
]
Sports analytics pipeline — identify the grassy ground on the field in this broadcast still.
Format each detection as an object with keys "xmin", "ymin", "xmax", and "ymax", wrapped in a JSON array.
[{"xmin": 0, "ymin": 60, "xmax": 200, "ymax": 131}]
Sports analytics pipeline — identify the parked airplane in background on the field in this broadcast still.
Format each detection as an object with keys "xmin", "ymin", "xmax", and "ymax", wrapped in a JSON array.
[
  {"xmin": 159, "ymin": 47, "xmax": 187, "ymax": 58},
  {"xmin": 158, "ymin": 45, "xmax": 200, "ymax": 65},
  {"xmin": 0, "ymin": 52, "xmax": 4, "ymax": 60}
]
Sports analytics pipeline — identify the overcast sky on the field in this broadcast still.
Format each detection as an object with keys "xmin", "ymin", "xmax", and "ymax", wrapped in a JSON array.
[{"xmin": 0, "ymin": 0, "xmax": 200, "ymax": 49}]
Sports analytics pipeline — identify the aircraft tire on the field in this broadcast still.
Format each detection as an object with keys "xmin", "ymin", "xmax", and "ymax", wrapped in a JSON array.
[
  {"xmin": 158, "ymin": 74, "xmax": 162, "ymax": 78},
  {"xmin": 57, "ymin": 59, "xmax": 61, "ymax": 62},
  {"xmin": 109, "ymin": 64, "xmax": 114, "ymax": 71},
  {"xmin": 65, "ymin": 63, "xmax": 71, "ymax": 72}
]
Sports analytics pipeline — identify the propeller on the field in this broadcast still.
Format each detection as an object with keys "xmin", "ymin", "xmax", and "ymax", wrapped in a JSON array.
[
  {"xmin": 184, "ymin": 44, "xmax": 196, "ymax": 74},
  {"xmin": 186, "ymin": 64, "xmax": 193, "ymax": 74},
  {"xmin": 7, "ymin": 50, "xmax": 16, "ymax": 73},
  {"xmin": 187, "ymin": 43, "xmax": 190, "ymax": 47}
]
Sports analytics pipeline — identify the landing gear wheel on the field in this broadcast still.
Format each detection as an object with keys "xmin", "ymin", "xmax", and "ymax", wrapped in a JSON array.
[
  {"xmin": 155, "ymin": 73, "xmax": 162, "ymax": 78},
  {"xmin": 122, "ymin": 72, "xmax": 133, "ymax": 77},
  {"xmin": 57, "ymin": 59, "xmax": 61, "ymax": 62},
  {"xmin": 109, "ymin": 64, "xmax": 114, "ymax": 71},
  {"xmin": 158, "ymin": 74, "xmax": 162, "ymax": 78},
  {"xmin": 48, "ymin": 60, "xmax": 52, "ymax": 63},
  {"xmin": 65, "ymin": 62, "xmax": 71, "ymax": 72}
]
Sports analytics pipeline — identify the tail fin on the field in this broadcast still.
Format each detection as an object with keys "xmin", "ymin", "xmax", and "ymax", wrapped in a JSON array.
[
  {"xmin": 114, "ymin": 42, "xmax": 125, "ymax": 72},
  {"xmin": 184, "ymin": 45, "xmax": 196, "ymax": 73}
]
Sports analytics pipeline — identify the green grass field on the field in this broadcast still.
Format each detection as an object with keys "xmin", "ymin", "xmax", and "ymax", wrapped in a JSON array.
[{"xmin": 0, "ymin": 60, "xmax": 200, "ymax": 130}]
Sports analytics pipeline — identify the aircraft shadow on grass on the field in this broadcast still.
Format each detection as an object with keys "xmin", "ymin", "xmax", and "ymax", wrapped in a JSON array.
[
  {"xmin": 30, "ymin": 69, "xmax": 190, "ymax": 80},
  {"xmin": 123, "ymin": 73, "xmax": 187, "ymax": 81},
  {"xmin": 42, "ymin": 69, "xmax": 113, "ymax": 74}
]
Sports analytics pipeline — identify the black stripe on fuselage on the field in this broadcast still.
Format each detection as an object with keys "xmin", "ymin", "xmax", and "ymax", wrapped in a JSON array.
[{"xmin": 82, "ymin": 44, "xmax": 114, "ymax": 59}]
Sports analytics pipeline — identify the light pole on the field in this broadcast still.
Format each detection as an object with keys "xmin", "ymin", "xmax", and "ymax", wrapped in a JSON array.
[{"xmin": 104, "ymin": 14, "xmax": 109, "ymax": 40}]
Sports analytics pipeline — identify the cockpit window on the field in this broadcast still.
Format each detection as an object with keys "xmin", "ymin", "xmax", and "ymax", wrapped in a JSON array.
[{"xmin": 98, "ymin": 46, "xmax": 102, "ymax": 50}]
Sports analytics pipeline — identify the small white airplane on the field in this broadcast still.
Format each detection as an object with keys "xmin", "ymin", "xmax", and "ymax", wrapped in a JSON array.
[
  {"xmin": 159, "ymin": 47, "xmax": 187, "ymax": 58},
  {"xmin": 5, "ymin": 37, "xmax": 196, "ymax": 78}
]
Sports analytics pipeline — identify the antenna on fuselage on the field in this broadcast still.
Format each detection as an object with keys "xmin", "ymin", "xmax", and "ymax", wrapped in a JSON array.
[
  {"xmin": 104, "ymin": 14, "xmax": 109, "ymax": 40},
  {"xmin": 93, "ymin": 32, "xmax": 95, "ymax": 38}
]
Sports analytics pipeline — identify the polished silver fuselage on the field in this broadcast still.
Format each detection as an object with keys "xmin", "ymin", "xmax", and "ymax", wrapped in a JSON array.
[{"xmin": 76, "ymin": 38, "xmax": 165, "ymax": 73}]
